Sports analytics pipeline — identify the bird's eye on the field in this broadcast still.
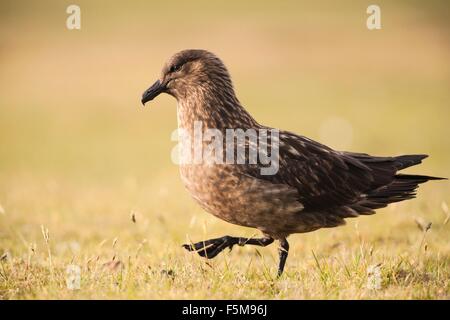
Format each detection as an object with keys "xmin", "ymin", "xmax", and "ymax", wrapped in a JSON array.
[{"xmin": 169, "ymin": 64, "xmax": 182, "ymax": 73}]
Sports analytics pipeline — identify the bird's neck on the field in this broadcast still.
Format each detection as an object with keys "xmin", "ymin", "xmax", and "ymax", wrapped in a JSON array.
[{"xmin": 176, "ymin": 88, "xmax": 258, "ymax": 134}]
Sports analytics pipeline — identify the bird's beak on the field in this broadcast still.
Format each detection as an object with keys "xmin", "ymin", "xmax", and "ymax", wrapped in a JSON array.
[{"xmin": 141, "ymin": 80, "xmax": 166, "ymax": 105}]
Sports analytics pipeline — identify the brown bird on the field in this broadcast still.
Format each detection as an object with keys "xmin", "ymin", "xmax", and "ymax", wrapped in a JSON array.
[{"xmin": 141, "ymin": 49, "xmax": 444, "ymax": 276}]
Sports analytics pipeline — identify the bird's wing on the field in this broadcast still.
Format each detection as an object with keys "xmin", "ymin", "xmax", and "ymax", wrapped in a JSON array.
[{"xmin": 241, "ymin": 130, "xmax": 385, "ymax": 212}]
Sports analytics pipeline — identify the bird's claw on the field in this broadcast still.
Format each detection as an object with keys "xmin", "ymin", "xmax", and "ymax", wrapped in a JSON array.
[{"xmin": 182, "ymin": 236, "xmax": 237, "ymax": 259}]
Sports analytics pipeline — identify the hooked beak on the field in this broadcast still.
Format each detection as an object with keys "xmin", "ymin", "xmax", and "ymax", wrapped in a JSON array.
[{"xmin": 141, "ymin": 80, "xmax": 166, "ymax": 105}]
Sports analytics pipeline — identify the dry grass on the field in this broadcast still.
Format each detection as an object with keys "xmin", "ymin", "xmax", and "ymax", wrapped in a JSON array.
[{"xmin": 0, "ymin": 0, "xmax": 449, "ymax": 299}]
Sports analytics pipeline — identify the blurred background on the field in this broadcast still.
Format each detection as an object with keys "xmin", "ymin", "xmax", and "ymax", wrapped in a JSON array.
[{"xmin": 0, "ymin": 0, "xmax": 448, "ymax": 298}]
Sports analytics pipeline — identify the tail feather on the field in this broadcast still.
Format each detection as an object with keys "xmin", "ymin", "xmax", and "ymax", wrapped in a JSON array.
[
  {"xmin": 393, "ymin": 154, "xmax": 428, "ymax": 170},
  {"xmin": 344, "ymin": 154, "xmax": 446, "ymax": 216},
  {"xmin": 395, "ymin": 173, "xmax": 446, "ymax": 182}
]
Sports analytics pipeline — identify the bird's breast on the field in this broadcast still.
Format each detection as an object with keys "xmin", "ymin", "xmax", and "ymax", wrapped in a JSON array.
[{"xmin": 179, "ymin": 163, "xmax": 305, "ymax": 234}]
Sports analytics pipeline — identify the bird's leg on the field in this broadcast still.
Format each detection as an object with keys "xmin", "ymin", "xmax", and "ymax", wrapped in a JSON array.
[
  {"xmin": 183, "ymin": 236, "xmax": 274, "ymax": 259},
  {"xmin": 277, "ymin": 238, "xmax": 289, "ymax": 277}
]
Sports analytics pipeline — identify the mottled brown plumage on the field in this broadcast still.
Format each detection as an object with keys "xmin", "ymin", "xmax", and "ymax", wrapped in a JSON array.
[{"xmin": 141, "ymin": 49, "xmax": 444, "ymax": 276}]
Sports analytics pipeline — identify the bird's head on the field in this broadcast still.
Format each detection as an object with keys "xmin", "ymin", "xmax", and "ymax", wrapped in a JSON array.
[{"xmin": 141, "ymin": 49, "xmax": 234, "ymax": 105}]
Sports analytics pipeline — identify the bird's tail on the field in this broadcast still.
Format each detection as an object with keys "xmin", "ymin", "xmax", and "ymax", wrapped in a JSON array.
[
  {"xmin": 349, "ymin": 154, "xmax": 446, "ymax": 213},
  {"xmin": 391, "ymin": 154, "xmax": 445, "ymax": 183},
  {"xmin": 366, "ymin": 173, "xmax": 445, "ymax": 205}
]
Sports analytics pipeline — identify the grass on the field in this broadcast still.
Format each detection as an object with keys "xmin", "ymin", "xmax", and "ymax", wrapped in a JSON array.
[
  {"xmin": 0, "ymin": 0, "xmax": 449, "ymax": 299},
  {"xmin": 0, "ymin": 172, "xmax": 448, "ymax": 299}
]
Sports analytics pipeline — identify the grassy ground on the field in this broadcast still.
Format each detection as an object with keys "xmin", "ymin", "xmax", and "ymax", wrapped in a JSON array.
[{"xmin": 0, "ymin": 0, "xmax": 449, "ymax": 299}]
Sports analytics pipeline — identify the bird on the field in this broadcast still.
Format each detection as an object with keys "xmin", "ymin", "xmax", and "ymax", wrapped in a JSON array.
[{"xmin": 141, "ymin": 49, "xmax": 445, "ymax": 276}]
